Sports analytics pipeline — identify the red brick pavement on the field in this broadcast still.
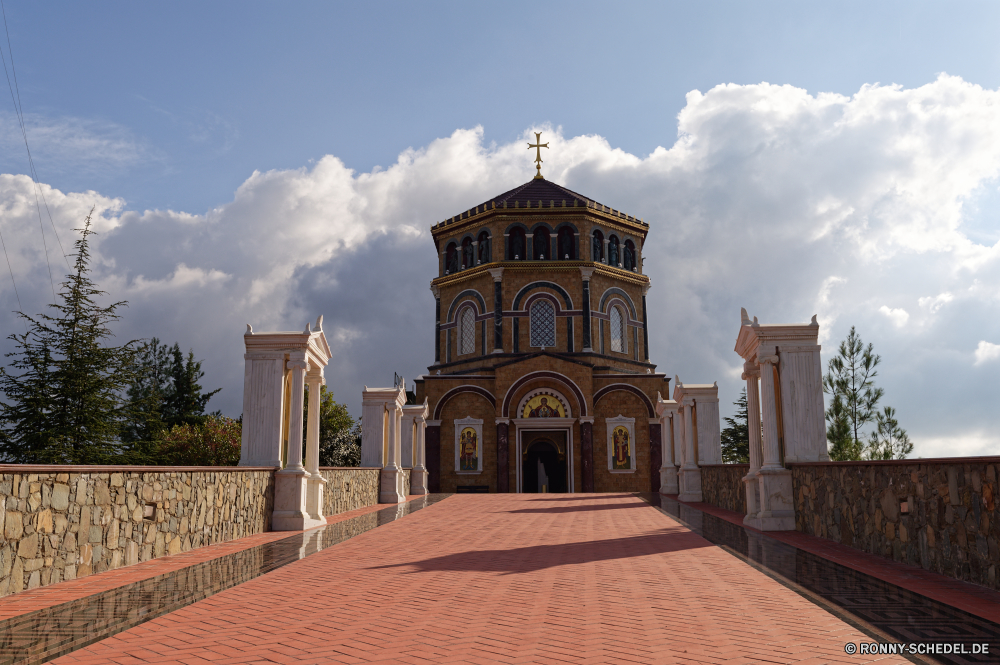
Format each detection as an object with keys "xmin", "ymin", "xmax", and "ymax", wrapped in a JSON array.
[{"xmin": 54, "ymin": 494, "xmax": 906, "ymax": 665}]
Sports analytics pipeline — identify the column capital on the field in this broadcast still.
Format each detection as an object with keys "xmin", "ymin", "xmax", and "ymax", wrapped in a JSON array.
[
  {"xmin": 758, "ymin": 353, "xmax": 779, "ymax": 366},
  {"xmin": 426, "ymin": 419, "xmax": 442, "ymax": 427},
  {"xmin": 487, "ymin": 267, "xmax": 504, "ymax": 282},
  {"xmin": 742, "ymin": 360, "xmax": 760, "ymax": 379},
  {"xmin": 286, "ymin": 359, "xmax": 309, "ymax": 371},
  {"xmin": 495, "ymin": 417, "xmax": 510, "ymax": 425},
  {"xmin": 579, "ymin": 267, "xmax": 595, "ymax": 281},
  {"xmin": 579, "ymin": 416, "xmax": 595, "ymax": 424}
]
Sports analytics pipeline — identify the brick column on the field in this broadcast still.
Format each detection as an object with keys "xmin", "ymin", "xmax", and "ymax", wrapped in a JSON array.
[
  {"xmin": 432, "ymin": 286, "xmax": 441, "ymax": 364},
  {"xmin": 496, "ymin": 418, "xmax": 509, "ymax": 492},
  {"xmin": 648, "ymin": 420, "xmax": 661, "ymax": 493},
  {"xmin": 580, "ymin": 417, "xmax": 594, "ymax": 492},
  {"xmin": 641, "ymin": 283, "xmax": 651, "ymax": 362},
  {"xmin": 425, "ymin": 421, "xmax": 441, "ymax": 493}
]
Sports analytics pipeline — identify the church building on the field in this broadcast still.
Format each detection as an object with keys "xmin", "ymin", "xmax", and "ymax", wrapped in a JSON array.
[{"xmin": 413, "ymin": 135, "xmax": 670, "ymax": 493}]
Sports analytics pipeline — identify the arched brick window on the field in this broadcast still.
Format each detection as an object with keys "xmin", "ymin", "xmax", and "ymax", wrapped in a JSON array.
[
  {"xmin": 509, "ymin": 228, "xmax": 526, "ymax": 260},
  {"xmin": 530, "ymin": 300, "xmax": 555, "ymax": 348},
  {"xmin": 445, "ymin": 242, "xmax": 458, "ymax": 274},
  {"xmin": 462, "ymin": 238, "xmax": 474, "ymax": 270},
  {"xmin": 592, "ymin": 230, "xmax": 604, "ymax": 262},
  {"xmin": 477, "ymin": 230, "xmax": 490, "ymax": 264},
  {"xmin": 608, "ymin": 235, "xmax": 620, "ymax": 267},
  {"xmin": 533, "ymin": 227, "xmax": 550, "ymax": 260},
  {"xmin": 558, "ymin": 227, "xmax": 575, "ymax": 260},
  {"xmin": 624, "ymin": 240, "xmax": 636, "ymax": 271}
]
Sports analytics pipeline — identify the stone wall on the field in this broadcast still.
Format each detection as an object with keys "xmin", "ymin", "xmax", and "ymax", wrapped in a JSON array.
[
  {"xmin": 0, "ymin": 466, "xmax": 274, "ymax": 598},
  {"xmin": 700, "ymin": 464, "xmax": 748, "ymax": 515},
  {"xmin": 792, "ymin": 458, "xmax": 1000, "ymax": 591},
  {"xmin": 319, "ymin": 468, "xmax": 379, "ymax": 516}
]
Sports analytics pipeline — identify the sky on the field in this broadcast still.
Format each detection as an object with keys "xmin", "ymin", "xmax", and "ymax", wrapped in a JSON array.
[{"xmin": 0, "ymin": 1, "xmax": 999, "ymax": 458}]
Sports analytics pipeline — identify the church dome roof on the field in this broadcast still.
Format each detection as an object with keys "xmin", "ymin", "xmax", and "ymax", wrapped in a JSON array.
[{"xmin": 432, "ymin": 178, "xmax": 646, "ymax": 229}]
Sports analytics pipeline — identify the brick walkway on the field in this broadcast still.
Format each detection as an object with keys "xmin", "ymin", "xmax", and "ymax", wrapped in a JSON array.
[{"xmin": 54, "ymin": 494, "xmax": 905, "ymax": 664}]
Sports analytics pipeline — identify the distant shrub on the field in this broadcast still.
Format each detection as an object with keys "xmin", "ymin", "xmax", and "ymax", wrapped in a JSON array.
[{"xmin": 159, "ymin": 414, "xmax": 241, "ymax": 466}]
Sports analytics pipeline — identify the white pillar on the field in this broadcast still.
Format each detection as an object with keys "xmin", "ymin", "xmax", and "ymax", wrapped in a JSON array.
[
  {"xmin": 305, "ymin": 375, "xmax": 327, "ymax": 523},
  {"xmin": 742, "ymin": 361, "xmax": 762, "ymax": 527},
  {"xmin": 756, "ymin": 353, "xmax": 794, "ymax": 530},
  {"xmin": 655, "ymin": 396, "xmax": 679, "ymax": 495},
  {"xmin": 677, "ymin": 396, "xmax": 703, "ymax": 502},
  {"xmin": 284, "ymin": 359, "xmax": 307, "ymax": 472},
  {"xmin": 411, "ymin": 415, "xmax": 428, "ymax": 495},
  {"xmin": 379, "ymin": 385, "xmax": 407, "ymax": 504}
]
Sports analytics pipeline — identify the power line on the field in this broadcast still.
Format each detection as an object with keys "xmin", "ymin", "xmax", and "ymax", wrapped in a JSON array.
[{"xmin": 0, "ymin": 0, "xmax": 60, "ymax": 303}]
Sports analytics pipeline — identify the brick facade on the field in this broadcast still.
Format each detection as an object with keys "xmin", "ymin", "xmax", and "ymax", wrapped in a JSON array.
[{"xmin": 416, "ymin": 178, "xmax": 670, "ymax": 494}]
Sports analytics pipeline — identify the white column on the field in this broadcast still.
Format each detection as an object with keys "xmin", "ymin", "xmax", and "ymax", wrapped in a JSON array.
[
  {"xmin": 756, "ymin": 353, "xmax": 795, "ymax": 530},
  {"xmin": 284, "ymin": 359, "xmax": 308, "ymax": 472},
  {"xmin": 742, "ymin": 362, "xmax": 762, "ymax": 527},
  {"xmin": 379, "ymin": 386, "xmax": 407, "ymax": 504},
  {"xmin": 659, "ymin": 413, "xmax": 678, "ymax": 494},
  {"xmin": 411, "ymin": 416, "xmax": 428, "ymax": 495},
  {"xmin": 677, "ymin": 398, "xmax": 703, "ymax": 502},
  {"xmin": 305, "ymin": 377, "xmax": 322, "ymax": 475}
]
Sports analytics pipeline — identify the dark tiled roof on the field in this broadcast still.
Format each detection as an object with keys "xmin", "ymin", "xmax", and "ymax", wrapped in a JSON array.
[{"xmin": 433, "ymin": 178, "xmax": 646, "ymax": 229}]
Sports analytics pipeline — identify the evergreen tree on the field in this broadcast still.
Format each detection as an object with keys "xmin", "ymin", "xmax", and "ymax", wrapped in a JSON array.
[
  {"xmin": 161, "ymin": 343, "xmax": 220, "ymax": 429},
  {"xmin": 721, "ymin": 388, "xmax": 750, "ymax": 464},
  {"xmin": 822, "ymin": 326, "xmax": 884, "ymax": 461},
  {"xmin": 122, "ymin": 338, "xmax": 171, "ymax": 446},
  {"xmin": 0, "ymin": 212, "xmax": 140, "ymax": 463},
  {"xmin": 866, "ymin": 406, "xmax": 913, "ymax": 460}
]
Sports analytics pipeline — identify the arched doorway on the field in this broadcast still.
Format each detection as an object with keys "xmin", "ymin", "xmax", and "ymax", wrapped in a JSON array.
[{"xmin": 521, "ymin": 437, "xmax": 568, "ymax": 493}]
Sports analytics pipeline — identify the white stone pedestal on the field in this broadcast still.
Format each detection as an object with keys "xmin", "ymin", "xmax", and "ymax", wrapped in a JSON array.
[
  {"xmin": 678, "ymin": 467, "xmax": 703, "ymax": 503},
  {"xmin": 380, "ymin": 467, "xmax": 406, "ymax": 504},
  {"xmin": 659, "ymin": 466, "xmax": 678, "ymax": 495},
  {"xmin": 742, "ymin": 470, "xmax": 761, "ymax": 528},
  {"xmin": 410, "ymin": 469, "xmax": 428, "ymax": 495},
  {"xmin": 757, "ymin": 467, "xmax": 795, "ymax": 530},
  {"xmin": 273, "ymin": 469, "xmax": 326, "ymax": 531},
  {"xmin": 306, "ymin": 474, "xmax": 326, "ymax": 523}
]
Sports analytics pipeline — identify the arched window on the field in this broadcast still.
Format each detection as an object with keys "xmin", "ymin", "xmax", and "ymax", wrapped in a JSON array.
[
  {"xmin": 445, "ymin": 243, "xmax": 458, "ymax": 274},
  {"xmin": 533, "ymin": 227, "xmax": 550, "ymax": 260},
  {"xmin": 459, "ymin": 307, "xmax": 476, "ymax": 355},
  {"xmin": 461, "ymin": 237, "xmax": 474, "ymax": 270},
  {"xmin": 477, "ymin": 230, "xmax": 490, "ymax": 264},
  {"xmin": 508, "ymin": 228, "xmax": 526, "ymax": 260},
  {"xmin": 624, "ymin": 240, "xmax": 636, "ymax": 271},
  {"xmin": 608, "ymin": 235, "xmax": 620, "ymax": 267},
  {"xmin": 557, "ymin": 227, "xmax": 574, "ymax": 260},
  {"xmin": 592, "ymin": 230, "xmax": 604, "ymax": 262},
  {"xmin": 529, "ymin": 300, "xmax": 555, "ymax": 348},
  {"xmin": 610, "ymin": 306, "xmax": 625, "ymax": 353}
]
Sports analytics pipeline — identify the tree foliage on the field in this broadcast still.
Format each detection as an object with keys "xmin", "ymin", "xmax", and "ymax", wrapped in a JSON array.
[
  {"xmin": 158, "ymin": 414, "xmax": 241, "ymax": 466},
  {"xmin": 303, "ymin": 385, "xmax": 360, "ymax": 467},
  {"xmin": 721, "ymin": 388, "xmax": 750, "ymax": 464},
  {"xmin": 823, "ymin": 326, "xmax": 909, "ymax": 460},
  {"xmin": 0, "ymin": 213, "xmax": 140, "ymax": 463}
]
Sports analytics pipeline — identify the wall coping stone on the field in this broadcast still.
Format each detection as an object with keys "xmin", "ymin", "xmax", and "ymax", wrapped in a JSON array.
[
  {"xmin": 789, "ymin": 456, "xmax": 1000, "ymax": 467},
  {"xmin": 699, "ymin": 464, "xmax": 750, "ymax": 468},
  {"xmin": 318, "ymin": 467, "xmax": 381, "ymax": 470},
  {"xmin": 0, "ymin": 464, "xmax": 277, "ymax": 473}
]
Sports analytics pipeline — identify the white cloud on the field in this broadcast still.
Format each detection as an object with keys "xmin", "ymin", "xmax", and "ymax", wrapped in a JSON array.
[
  {"xmin": 918, "ymin": 292, "xmax": 954, "ymax": 314},
  {"xmin": 879, "ymin": 305, "xmax": 910, "ymax": 327},
  {"xmin": 974, "ymin": 341, "xmax": 1000, "ymax": 366},
  {"xmin": 2, "ymin": 74, "xmax": 1000, "ymax": 458}
]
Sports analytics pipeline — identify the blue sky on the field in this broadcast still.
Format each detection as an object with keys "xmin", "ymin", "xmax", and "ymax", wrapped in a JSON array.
[{"xmin": 1, "ymin": 2, "xmax": 999, "ymax": 457}]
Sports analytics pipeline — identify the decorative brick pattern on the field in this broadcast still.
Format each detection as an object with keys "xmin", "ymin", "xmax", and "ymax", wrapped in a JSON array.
[
  {"xmin": 0, "ymin": 468, "xmax": 274, "ymax": 598},
  {"xmin": 700, "ymin": 464, "xmax": 749, "ymax": 514}
]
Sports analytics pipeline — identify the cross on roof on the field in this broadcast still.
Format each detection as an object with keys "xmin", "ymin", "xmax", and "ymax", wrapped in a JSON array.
[{"xmin": 527, "ymin": 132, "xmax": 549, "ymax": 180}]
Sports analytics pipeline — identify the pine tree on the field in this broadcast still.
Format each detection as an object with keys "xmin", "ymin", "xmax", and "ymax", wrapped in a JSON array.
[
  {"xmin": 822, "ymin": 326, "xmax": 884, "ymax": 461},
  {"xmin": 866, "ymin": 406, "xmax": 913, "ymax": 460},
  {"xmin": 0, "ymin": 212, "xmax": 140, "ymax": 463},
  {"xmin": 122, "ymin": 338, "xmax": 171, "ymax": 445},
  {"xmin": 721, "ymin": 388, "xmax": 750, "ymax": 464},
  {"xmin": 161, "ymin": 344, "xmax": 220, "ymax": 429}
]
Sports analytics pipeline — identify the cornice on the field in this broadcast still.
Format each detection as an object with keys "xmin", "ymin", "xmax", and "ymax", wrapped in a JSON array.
[
  {"xmin": 431, "ymin": 261, "xmax": 650, "ymax": 288},
  {"xmin": 430, "ymin": 206, "xmax": 649, "ymax": 240}
]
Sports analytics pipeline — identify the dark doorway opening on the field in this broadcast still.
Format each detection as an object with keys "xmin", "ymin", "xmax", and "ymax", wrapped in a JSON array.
[{"xmin": 521, "ymin": 436, "xmax": 568, "ymax": 493}]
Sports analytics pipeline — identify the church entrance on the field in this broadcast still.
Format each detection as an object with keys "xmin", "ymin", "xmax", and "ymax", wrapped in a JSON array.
[{"xmin": 520, "ymin": 431, "xmax": 568, "ymax": 493}]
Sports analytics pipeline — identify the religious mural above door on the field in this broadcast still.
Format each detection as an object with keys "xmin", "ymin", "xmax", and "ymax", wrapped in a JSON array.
[{"xmin": 521, "ymin": 393, "xmax": 566, "ymax": 419}]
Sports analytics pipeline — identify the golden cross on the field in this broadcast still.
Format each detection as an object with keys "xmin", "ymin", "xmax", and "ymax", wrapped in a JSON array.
[{"xmin": 527, "ymin": 131, "xmax": 549, "ymax": 179}]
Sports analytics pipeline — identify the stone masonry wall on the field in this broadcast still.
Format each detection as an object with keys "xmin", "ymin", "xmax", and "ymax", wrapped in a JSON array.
[
  {"xmin": 700, "ymin": 464, "xmax": 748, "ymax": 515},
  {"xmin": 792, "ymin": 459, "xmax": 1000, "ymax": 591},
  {"xmin": 319, "ymin": 468, "xmax": 379, "ymax": 516},
  {"xmin": 0, "ymin": 466, "xmax": 274, "ymax": 598}
]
